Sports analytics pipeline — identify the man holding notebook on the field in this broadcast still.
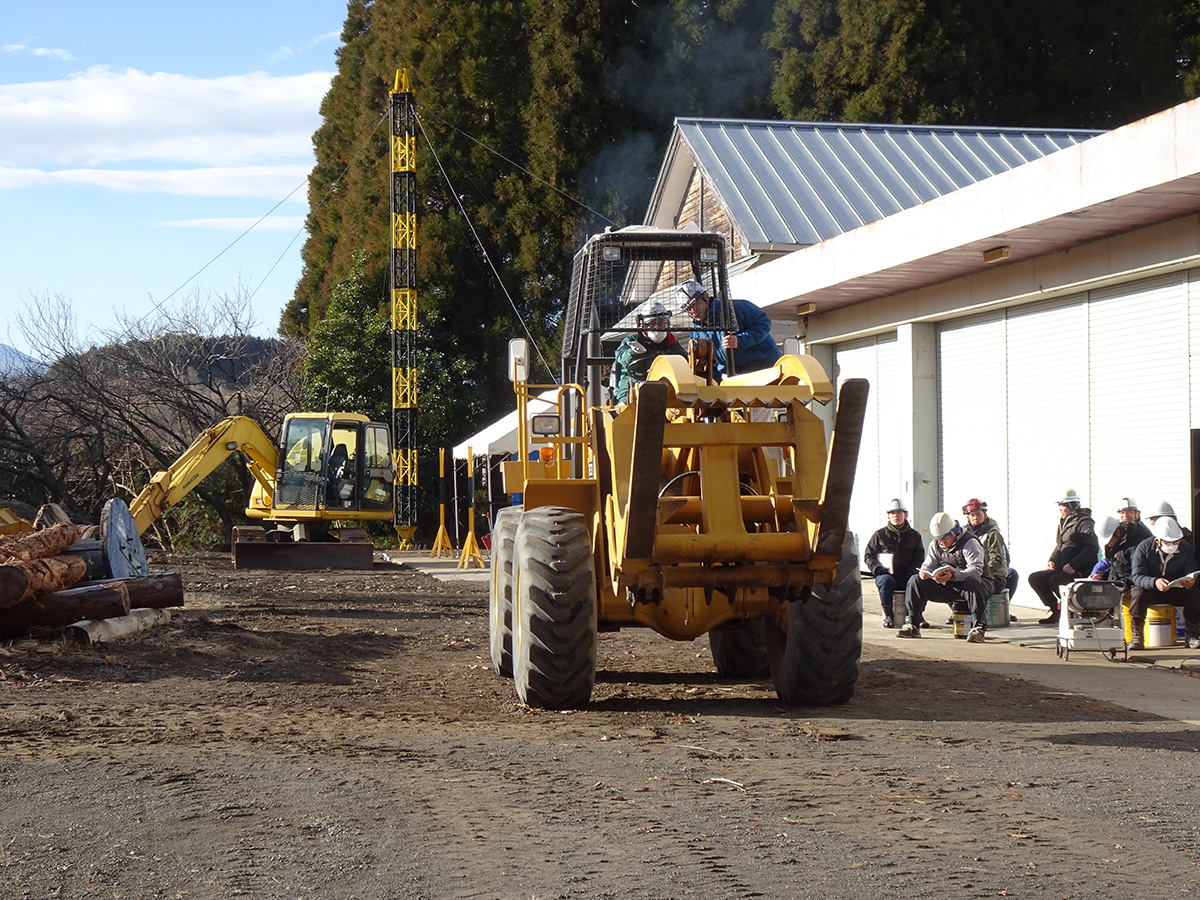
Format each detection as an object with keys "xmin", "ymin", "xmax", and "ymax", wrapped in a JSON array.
[
  {"xmin": 1129, "ymin": 516, "xmax": 1200, "ymax": 650},
  {"xmin": 898, "ymin": 512, "xmax": 991, "ymax": 643}
]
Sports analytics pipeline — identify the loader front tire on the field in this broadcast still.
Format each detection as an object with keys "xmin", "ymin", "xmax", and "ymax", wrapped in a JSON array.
[
  {"xmin": 512, "ymin": 507, "xmax": 597, "ymax": 709},
  {"xmin": 488, "ymin": 506, "xmax": 522, "ymax": 678},
  {"xmin": 766, "ymin": 533, "xmax": 862, "ymax": 705},
  {"xmin": 708, "ymin": 619, "xmax": 769, "ymax": 677}
]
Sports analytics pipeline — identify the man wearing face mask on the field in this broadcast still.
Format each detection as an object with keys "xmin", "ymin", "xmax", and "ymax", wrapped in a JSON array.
[
  {"xmin": 1129, "ymin": 517, "xmax": 1200, "ymax": 650},
  {"xmin": 610, "ymin": 301, "xmax": 687, "ymax": 404}
]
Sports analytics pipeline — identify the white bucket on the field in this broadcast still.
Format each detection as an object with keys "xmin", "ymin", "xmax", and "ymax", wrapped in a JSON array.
[
  {"xmin": 1146, "ymin": 605, "xmax": 1176, "ymax": 649},
  {"xmin": 891, "ymin": 592, "xmax": 907, "ymax": 624},
  {"xmin": 986, "ymin": 592, "xmax": 1010, "ymax": 629}
]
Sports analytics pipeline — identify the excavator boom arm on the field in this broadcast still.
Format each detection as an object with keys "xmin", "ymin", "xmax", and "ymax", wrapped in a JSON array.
[{"xmin": 129, "ymin": 416, "xmax": 279, "ymax": 534}]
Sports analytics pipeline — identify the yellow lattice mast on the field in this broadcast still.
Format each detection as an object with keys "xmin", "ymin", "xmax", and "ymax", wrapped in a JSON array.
[{"xmin": 390, "ymin": 70, "xmax": 418, "ymax": 549}]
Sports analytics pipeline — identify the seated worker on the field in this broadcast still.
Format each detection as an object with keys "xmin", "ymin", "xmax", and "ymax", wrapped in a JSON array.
[
  {"xmin": 677, "ymin": 280, "xmax": 781, "ymax": 380},
  {"xmin": 610, "ymin": 301, "xmax": 687, "ymax": 404},
  {"xmin": 863, "ymin": 498, "xmax": 924, "ymax": 628},
  {"xmin": 1145, "ymin": 499, "xmax": 1194, "ymax": 544},
  {"xmin": 1129, "ymin": 517, "xmax": 1200, "ymax": 650},
  {"xmin": 962, "ymin": 498, "xmax": 1018, "ymax": 598},
  {"xmin": 1027, "ymin": 489, "xmax": 1099, "ymax": 625},
  {"xmin": 1089, "ymin": 497, "xmax": 1151, "ymax": 586},
  {"xmin": 1087, "ymin": 514, "xmax": 1120, "ymax": 580},
  {"xmin": 899, "ymin": 512, "xmax": 991, "ymax": 643}
]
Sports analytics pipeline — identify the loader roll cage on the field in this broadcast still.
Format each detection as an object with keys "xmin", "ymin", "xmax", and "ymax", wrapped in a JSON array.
[{"xmin": 560, "ymin": 228, "xmax": 737, "ymax": 410}]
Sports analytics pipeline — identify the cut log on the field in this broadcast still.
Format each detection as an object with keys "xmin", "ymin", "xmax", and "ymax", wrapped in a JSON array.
[
  {"xmin": 33, "ymin": 503, "xmax": 74, "ymax": 529},
  {"xmin": 1, "ymin": 523, "xmax": 86, "ymax": 562},
  {"xmin": 0, "ymin": 555, "xmax": 87, "ymax": 606},
  {"xmin": 66, "ymin": 608, "xmax": 173, "ymax": 645},
  {"xmin": 78, "ymin": 572, "xmax": 184, "ymax": 609},
  {"xmin": 0, "ymin": 582, "xmax": 130, "ymax": 632},
  {"xmin": 0, "ymin": 566, "xmax": 31, "ymax": 609}
]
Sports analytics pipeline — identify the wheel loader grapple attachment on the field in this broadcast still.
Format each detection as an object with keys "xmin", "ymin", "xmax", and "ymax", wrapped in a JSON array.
[{"xmin": 492, "ymin": 226, "xmax": 868, "ymax": 708}]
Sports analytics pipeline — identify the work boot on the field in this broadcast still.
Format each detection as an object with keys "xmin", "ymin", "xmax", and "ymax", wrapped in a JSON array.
[
  {"xmin": 1038, "ymin": 605, "xmax": 1060, "ymax": 625},
  {"xmin": 1186, "ymin": 618, "xmax": 1200, "ymax": 650},
  {"xmin": 882, "ymin": 612, "xmax": 894, "ymax": 629},
  {"xmin": 897, "ymin": 621, "xmax": 921, "ymax": 638},
  {"xmin": 1128, "ymin": 616, "xmax": 1145, "ymax": 651},
  {"xmin": 967, "ymin": 624, "xmax": 986, "ymax": 643}
]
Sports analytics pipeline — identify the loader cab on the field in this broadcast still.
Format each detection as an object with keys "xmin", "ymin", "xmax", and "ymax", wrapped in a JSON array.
[{"xmin": 273, "ymin": 413, "xmax": 394, "ymax": 516}]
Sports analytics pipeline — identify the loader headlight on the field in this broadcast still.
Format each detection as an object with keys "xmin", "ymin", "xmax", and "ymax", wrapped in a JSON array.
[
  {"xmin": 531, "ymin": 414, "xmax": 561, "ymax": 436},
  {"xmin": 602, "ymin": 245, "xmax": 622, "ymax": 261},
  {"xmin": 700, "ymin": 247, "xmax": 719, "ymax": 262}
]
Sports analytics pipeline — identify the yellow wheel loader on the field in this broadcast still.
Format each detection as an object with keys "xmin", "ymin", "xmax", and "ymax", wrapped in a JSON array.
[
  {"xmin": 490, "ymin": 227, "xmax": 868, "ymax": 708},
  {"xmin": 129, "ymin": 412, "xmax": 395, "ymax": 569}
]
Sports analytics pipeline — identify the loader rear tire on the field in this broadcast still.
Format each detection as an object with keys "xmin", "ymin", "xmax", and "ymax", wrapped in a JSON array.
[
  {"xmin": 512, "ymin": 506, "xmax": 597, "ymax": 709},
  {"xmin": 766, "ymin": 532, "xmax": 862, "ymax": 705},
  {"xmin": 488, "ymin": 506, "xmax": 522, "ymax": 678},
  {"xmin": 708, "ymin": 620, "xmax": 769, "ymax": 677}
]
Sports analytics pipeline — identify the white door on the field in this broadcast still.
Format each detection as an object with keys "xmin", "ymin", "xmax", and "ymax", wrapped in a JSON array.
[
  {"xmin": 937, "ymin": 311, "xmax": 1007, "ymax": 534},
  {"xmin": 834, "ymin": 333, "xmax": 898, "ymax": 557},
  {"xmin": 1090, "ymin": 274, "xmax": 1188, "ymax": 528},
  {"xmin": 1004, "ymin": 296, "xmax": 1089, "ymax": 595}
]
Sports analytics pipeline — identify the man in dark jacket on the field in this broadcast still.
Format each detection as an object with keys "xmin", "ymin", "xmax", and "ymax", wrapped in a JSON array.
[
  {"xmin": 1027, "ymin": 489, "xmax": 1099, "ymax": 625},
  {"xmin": 1129, "ymin": 517, "xmax": 1200, "ymax": 650},
  {"xmin": 1089, "ymin": 497, "xmax": 1152, "ymax": 585},
  {"xmin": 863, "ymin": 498, "xmax": 924, "ymax": 628},
  {"xmin": 899, "ymin": 512, "xmax": 991, "ymax": 643},
  {"xmin": 678, "ymin": 280, "xmax": 782, "ymax": 380}
]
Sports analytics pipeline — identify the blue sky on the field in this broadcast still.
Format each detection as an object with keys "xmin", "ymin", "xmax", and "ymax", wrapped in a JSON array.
[{"xmin": 1, "ymin": 1, "xmax": 349, "ymax": 358}]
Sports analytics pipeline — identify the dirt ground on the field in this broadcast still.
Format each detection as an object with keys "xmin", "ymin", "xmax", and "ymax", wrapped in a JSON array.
[{"xmin": 2, "ymin": 553, "xmax": 1199, "ymax": 900}]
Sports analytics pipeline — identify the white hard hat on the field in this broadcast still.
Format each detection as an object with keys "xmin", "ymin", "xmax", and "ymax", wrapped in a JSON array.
[
  {"xmin": 887, "ymin": 498, "xmax": 907, "ymax": 513},
  {"xmin": 929, "ymin": 512, "xmax": 956, "ymax": 539},
  {"xmin": 639, "ymin": 301, "xmax": 670, "ymax": 320},
  {"xmin": 1146, "ymin": 500, "xmax": 1176, "ymax": 519},
  {"xmin": 1117, "ymin": 496, "xmax": 1139, "ymax": 512},
  {"xmin": 676, "ymin": 280, "xmax": 707, "ymax": 304},
  {"xmin": 1094, "ymin": 514, "xmax": 1119, "ymax": 543},
  {"xmin": 1152, "ymin": 516, "xmax": 1183, "ymax": 542}
]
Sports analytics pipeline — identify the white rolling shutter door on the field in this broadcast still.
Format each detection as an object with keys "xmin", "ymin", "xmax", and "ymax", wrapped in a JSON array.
[
  {"xmin": 834, "ymin": 334, "xmax": 898, "ymax": 553},
  {"xmin": 1004, "ymin": 297, "xmax": 1088, "ymax": 588},
  {"xmin": 1089, "ymin": 275, "xmax": 1188, "ymax": 521},
  {"xmin": 937, "ymin": 312, "xmax": 1008, "ymax": 531}
]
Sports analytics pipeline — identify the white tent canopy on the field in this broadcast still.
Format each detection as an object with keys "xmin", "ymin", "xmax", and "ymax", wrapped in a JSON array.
[{"xmin": 452, "ymin": 390, "xmax": 560, "ymax": 461}]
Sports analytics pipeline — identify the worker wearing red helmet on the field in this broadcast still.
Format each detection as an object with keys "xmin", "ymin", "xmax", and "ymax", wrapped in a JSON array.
[{"xmin": 961, "ymin": 498, "xmax": 1018, "ymax": 599}]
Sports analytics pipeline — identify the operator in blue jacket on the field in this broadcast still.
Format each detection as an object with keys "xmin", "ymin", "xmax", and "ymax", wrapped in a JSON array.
[{"xmin": 677, "ymin": 280, "xmax": 781, "ymax": 380}]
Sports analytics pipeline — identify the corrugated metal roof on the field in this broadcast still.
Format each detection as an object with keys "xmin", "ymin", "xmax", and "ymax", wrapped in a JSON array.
[{"xmin": 669, "ymin": 118, "xmax": 1104, "ymax": 248}]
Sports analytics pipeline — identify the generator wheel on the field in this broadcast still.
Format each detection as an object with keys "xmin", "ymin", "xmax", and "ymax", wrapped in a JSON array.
[
  {"xmin": 766, "ymin": 532, "xmax": 862, "ymax": 705},
  {"xmin": 512, "ymin": 506, "xmax": 597, "ymax": 709},
  {"xmin": 488, "ymin": 506, "xmax": 522, "ymax": 677},
  {"xmin": 708, "ymin": 619, "xmax": 769, "ymax": 677}
]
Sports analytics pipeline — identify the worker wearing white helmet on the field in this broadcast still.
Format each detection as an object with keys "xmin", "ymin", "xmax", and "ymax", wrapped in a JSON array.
[
  {"xmin": 1088, "ymin": 497, "xmax": 1151, "ymax": 585},
  {"xmin": 1027, "ymin": 489, "xmax": 1099, "ymax": 625},
  {"xmin": 677, "ymin": 280, "xmax": 781, "ymax": 380},
  {"xmin": 863, "ymin": 498, "xmax": 925, "ymax": 628},
  {"xmin": 1129, "ymin": 516, "xmax": 1200, "ymax": 650},
  {"xmin": 897, "ymin": 512, "xmax": 990, "ymax": 643},
  {"xmin": 1144, "ymin": 499, "xmax": 1194, "ymax": 545},
  {"xmin": 610, "ymin": 300, "xmax": 686, "ymax": 404}
]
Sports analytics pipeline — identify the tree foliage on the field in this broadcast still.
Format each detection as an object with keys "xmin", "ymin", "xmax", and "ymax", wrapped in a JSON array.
[{"xmin": 288, "ymin": 0, "xmax": 1200, "ymax": 491}]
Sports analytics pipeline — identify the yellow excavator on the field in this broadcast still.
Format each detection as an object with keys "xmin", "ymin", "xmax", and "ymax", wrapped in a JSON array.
[{"xmin": 129, "ymin": 412, "xmax": 395, "ymax": 569}]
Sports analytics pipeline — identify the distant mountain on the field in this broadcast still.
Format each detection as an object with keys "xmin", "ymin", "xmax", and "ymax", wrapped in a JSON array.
[{"xmin": 0, "ymin": 343, "xmax": 44, "ymax": 376}]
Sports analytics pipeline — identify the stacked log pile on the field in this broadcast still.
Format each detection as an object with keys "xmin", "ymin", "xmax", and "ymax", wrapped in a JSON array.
[{"xmin": 0, "ymin": 519, "xmax": 183, "ymax": 635}]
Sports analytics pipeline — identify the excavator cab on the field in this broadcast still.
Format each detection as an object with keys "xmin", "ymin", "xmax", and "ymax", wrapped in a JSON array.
[{"xmin": 273, "ymin": 414, "xmax": 394, "ymax": 515}]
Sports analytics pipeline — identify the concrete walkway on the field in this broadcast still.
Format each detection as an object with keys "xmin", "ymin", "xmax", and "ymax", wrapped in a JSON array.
[
  {"xmin": 860, "ymin": 580, "xmax": 1200, "ymax": 726},
  {"xmin": 395, "ymin": 551, "xmax": 1200, "ymax": 725}
]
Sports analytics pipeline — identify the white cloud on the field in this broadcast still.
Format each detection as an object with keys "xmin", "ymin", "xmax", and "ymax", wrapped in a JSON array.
[
  {"xmin": 270, "ymin": 30, "xmax": 340, "ymax": 64},
  {"xmin": 4, "ymin": 43, "xmax": 76, "ymax": 61},
  {"xmin": 159, "ymin": 216, "xmax": 306, "ymax": 231},
  {"xmin": 0, "ymin": 67, "xmax": 333, "ymax": 168},
  {"xmin": 0, "ymin": 164, "xmax": 313, "ymax": 198}
]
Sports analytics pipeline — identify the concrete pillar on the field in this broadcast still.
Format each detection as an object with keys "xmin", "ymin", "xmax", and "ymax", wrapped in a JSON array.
[{"xmin": 897, "ymin": 323, "xmax": 939, "ymax": 540}]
